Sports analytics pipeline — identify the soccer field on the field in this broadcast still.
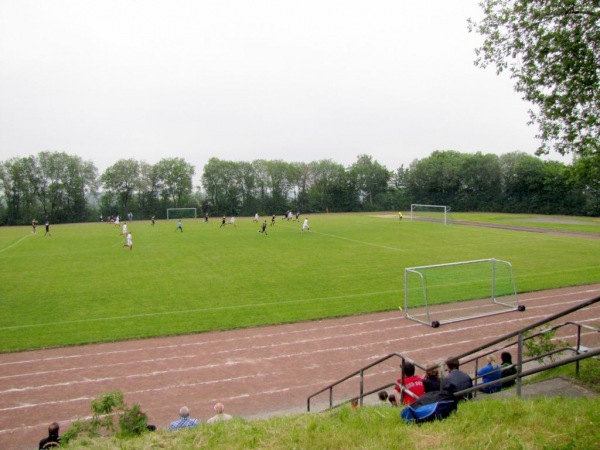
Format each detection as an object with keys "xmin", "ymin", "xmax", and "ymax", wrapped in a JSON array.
[{"xmin": 0, "ymin": 213, "xmax": 598, "ymax": 352}]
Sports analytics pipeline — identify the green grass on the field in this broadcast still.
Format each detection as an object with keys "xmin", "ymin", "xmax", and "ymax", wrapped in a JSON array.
[
  {"xmin": 1, "ymin": 213, "xmax": 599, "ymax": 352},
  {"xmin": 451, "ymin": 212, "xmax": 600, "ymax": 234},
  {"xmin": 58, "ymin": 359, "xmax": 600, "ymax": 449},
  {"xmin": 63, "ymin": 396, "xmax": 600, "ymax": 449}
]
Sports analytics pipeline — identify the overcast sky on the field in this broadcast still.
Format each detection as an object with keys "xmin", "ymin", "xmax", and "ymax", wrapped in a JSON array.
[{"xmin": 0, "ymin": 0, "xmax": 570, "ymax": 185}]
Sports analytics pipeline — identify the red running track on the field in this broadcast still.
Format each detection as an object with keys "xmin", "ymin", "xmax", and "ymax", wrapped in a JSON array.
[{"xmin": 1, "ymin": 284, "xmax": 599, "ymax": 449}]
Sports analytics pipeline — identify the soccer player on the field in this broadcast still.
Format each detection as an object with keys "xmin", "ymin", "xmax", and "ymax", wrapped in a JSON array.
[
  {"xmin": 220, "ymin": 215, "xmax": 227, "ymax": 228},
  {"xmin": 204, "ymin": 213, "xmax": 209, "ymax": 223},
  {"xmin": 176, "ymin": 219, "xmax": 183, "ymax": 232},
  {"xmin": 151, "ymin": 216, "xmax": 155, "ymax": 226},
  {"xmin": 295, "ymin": 211, "xmax": 300, "ymax": 222},
  {"xmin": 121, "ymin": 222, "xmax": 127, "ymax": 235},
  {"xmin": 44, "ymin": 220, "xmax": 52, "ymax": 236},
  {"xmin": 259, "ymin": 220, "xmax": 268, "ymax": 235},
  {"xmin": 123, "ymin": 232, "xmax": 133, "ymax": 251},
  {"xmin": 253, "ymin": 213, "xmax": 259, "ymax": 223},
  {"xmin": 230, "ymin": 216, "xmax": 237, "ymax": 227},
  {"xmin": 270, "ymin": 214, "xmax": 276, "ymax": 226},
  {"xmin": 31, "ymin": 219, "xmax": 37, "ymax": 233},
  {"xmin": 301, "ymin": 218, "xmax": 310, "ymax": 232},
  {"xmin": 398, "ymin": 211, "xmax": 403, "ymax": 221}
]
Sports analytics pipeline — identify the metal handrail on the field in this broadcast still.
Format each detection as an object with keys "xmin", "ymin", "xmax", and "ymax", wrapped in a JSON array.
[
  {"xmin": 455, "ymin": 346, "xmax": 600, "ymax": 399},
  {"xmin": 306, "ymin": 294, "xmax": 600, "ymax": 412}
]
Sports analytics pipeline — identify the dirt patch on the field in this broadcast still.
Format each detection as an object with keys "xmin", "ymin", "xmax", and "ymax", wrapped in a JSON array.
[{"xmin": 511, "ymin": 217, "xmax": 595, "ymax": 225}]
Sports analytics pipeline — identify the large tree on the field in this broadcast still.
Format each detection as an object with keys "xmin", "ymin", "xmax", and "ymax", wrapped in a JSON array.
[
  {"xmin": 348, "ymin": 154, "xmax": 391, "ymax": 209},
  {"xmin": 469, "ymin": 0, "xmax": 600, "ymax": 157},
  {"xmin": 100, "ymin": 159, "xmax": 141, "ymax": 212},
  {"xmin": 154, "ymin": 157, "xmax": 195, "ymax": 208}
]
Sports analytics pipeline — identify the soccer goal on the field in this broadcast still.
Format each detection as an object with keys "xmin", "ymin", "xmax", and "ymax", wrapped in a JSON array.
[
  {"xmin": 166, "ymin": 208, "xmax": 197, "ymax": 220},
  {"xmin": 403, "ymin": 258, "xmax": 523, "ymax": 328},
  {"xmin": 410, "ymin": 204, "xmax": 451, "ymax": 224}
]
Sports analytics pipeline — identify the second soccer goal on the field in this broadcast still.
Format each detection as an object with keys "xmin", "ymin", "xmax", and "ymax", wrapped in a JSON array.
[{"xmin": 403, "ymin": 258, "xmax": 524, "ymax": 327}]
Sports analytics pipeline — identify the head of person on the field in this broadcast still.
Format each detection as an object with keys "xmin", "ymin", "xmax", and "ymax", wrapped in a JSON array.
[
  {"xmin": 48, "ymin": 422, "xmax": 59, "ymax": 437},
  {"xmin": 446, "ymin": 358, "xmax": 460, "ymax": 371},
  {"xmin": 487, "ymin": 354, "xmax": 497, "ymax": 365},
  {"xmin": 214, "ymin": 403, "xmax": 225, "ymax": 414},
  {"xmin": 388, "ymin": 394, "xmax": 397, "ymax": 406},
  {"xmin": 402, "ymin": 361, "xmax": 416, "ymax": 377},
  {"xmin": 378, "ymin": 390, "xmax": 388, "ymax": 401},
  {"xmin": 501, "ymin": 351, "xmax": 513, "ymax": 364},
  {"xmin": 425, "ymin": 365, "xmax": 439, "ymax": 378},
  {"xmin": 179, "ymin": 406, "xmax": 190, "ymax": 418}
]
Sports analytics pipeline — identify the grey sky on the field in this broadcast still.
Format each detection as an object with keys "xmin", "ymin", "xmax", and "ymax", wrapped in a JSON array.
[{"xmin": 0, "ymin": 0, "xmax": 569, "ymax": 185}]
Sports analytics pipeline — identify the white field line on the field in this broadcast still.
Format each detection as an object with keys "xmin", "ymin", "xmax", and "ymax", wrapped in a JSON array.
[
  {"xmin": 2, "ymin": 283, "xmax": 597, "ymax": 333},
  {"xmin": 0, "ymin": 233, "xmax": 32, "ymax": 254},
  {"xmin": 1, "ymin": 325, "xmax": 597, "ymax": 422},
  {"xmin": 2, "ymin": 308, "xmax": 598, "ymax": 396},
  {"xmin": 0, "ymin": 320, "xmax": 598, "ymax": 438},
  {"xmin": 0, "ymin": 290, "xmax": 402, "ymax": 331},
  {"xmin": 278, "ymin": 220, "xmax": 406, "ymax": 251},
  {"xmin": 1, "ymin": 291, "xmax": 598, "ymax": 369}
]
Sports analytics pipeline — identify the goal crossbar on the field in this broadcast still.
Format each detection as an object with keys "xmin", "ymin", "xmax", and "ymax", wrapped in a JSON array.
[
  {"xmin": 410, "ymin": 204, "xmax": 450, "ymax": 225},
  {"xmin": 166, "ymin": 208, "xmax": 197, "ymax": 219}
]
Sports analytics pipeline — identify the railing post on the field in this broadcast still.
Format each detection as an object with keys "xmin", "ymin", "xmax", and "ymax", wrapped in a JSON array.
[
  {"xmin": 517, "ymin": 332, "xmax": 523, "ymax": 397},
  {"xmin": 329, "ymin": 387, "xmax": 333, "ymax": 409},
  {"xmin": 359, "ymin": 369, "xmax": 364, "ymax": 406},
  {"xmin": 576, "ymin": 324, "xmax": 582, "ymax": 376}
]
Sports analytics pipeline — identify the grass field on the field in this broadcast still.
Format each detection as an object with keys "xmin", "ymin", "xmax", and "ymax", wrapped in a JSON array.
[{"xmin": 1, "ymin": 213, "xmax": 599, "ymax": 353}]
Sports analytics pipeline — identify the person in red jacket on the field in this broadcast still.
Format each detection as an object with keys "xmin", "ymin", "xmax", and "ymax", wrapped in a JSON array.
[{"xmin": 395, "ymin": 361, "xmax": 425, "ymax": 405}]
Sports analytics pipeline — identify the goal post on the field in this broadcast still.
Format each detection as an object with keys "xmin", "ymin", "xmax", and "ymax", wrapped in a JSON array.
[
  {"xmin": 410, "ymin": 204, "xmax": 450, "ymax": 224},
  {"xmin": 166, "ymin": 208, "xmax": 197, "ymax": 220},
  {"xmin": 404, "ymin": 258, "xmax": 523, "ymax": 327}
]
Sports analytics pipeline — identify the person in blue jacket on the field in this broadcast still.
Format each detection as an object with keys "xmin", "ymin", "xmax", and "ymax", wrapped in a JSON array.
[{"xmin": 477, "ymin": 354, "xmax": 502, "ymax": 393}]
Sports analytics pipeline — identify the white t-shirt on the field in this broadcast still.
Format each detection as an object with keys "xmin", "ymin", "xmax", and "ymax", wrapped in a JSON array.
[{"xmin": 207, "ymin": 413, "xmax": 232, "ymax": 424}]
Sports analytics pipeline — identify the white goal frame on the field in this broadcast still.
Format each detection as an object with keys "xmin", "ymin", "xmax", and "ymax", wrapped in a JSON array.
[
  {"xmin": 166, "ymin": 208, "xmax": 197, "ymax": 219},
  {"xmin": 403, "ymin": 258, "xmax": 523, "ymax": 328},
  {"xmin": 410, "ymin": 204, "xmax": 450, "ymax": 225}
]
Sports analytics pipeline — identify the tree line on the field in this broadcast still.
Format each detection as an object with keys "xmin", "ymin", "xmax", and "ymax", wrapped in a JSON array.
[{"xmin": 1, "ymin": 150, "xmax": 598, "ymax": 225}]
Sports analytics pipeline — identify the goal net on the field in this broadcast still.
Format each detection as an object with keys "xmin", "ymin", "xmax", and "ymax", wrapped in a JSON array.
[
  {"xmin": 410, "ymin": 204, "xmax": 451, "ymax": 224},
  {"xmin": 403, "ymin": 258, "xmax": 522, "ymax": 327},
  {"xmin": 166, "ymin": 208, "xmax": 197, "ymax": 219}
]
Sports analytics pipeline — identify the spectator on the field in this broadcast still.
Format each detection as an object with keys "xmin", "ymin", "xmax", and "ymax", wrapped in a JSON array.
[
  {"xmin": 377, "ymin": 390, "xmax": 389, "ymax": 403},
  {"xmin": 39, "ymin": 422, "xmax": 60, "ymax": 449},
  {"xmin": 443, "ymin": 358, "xmax": 473, "ymax": 402},
  {"xmin": 500, "ymin": 351, "xmax": 517, "ymax": 389},
  {"xmin": 169, "ymin": 406, "xmax": 199, "ymax": 430},
  {"xmin": 388, "ymin": 393, "xmax": 398, "ymax": 407},
  {"xmin": 477, "ymin": 354, "xmax": 502, "ymax": 393},
  {"xmin": 423, "ymin": 365, "xmax": 441, "ymax": 392},
  {"xmin": 207, "ymin": 402, "xmax": 233, "ymax": 424},
  {"xmin": 395, "ymin": 361, "xmax": 425, "ymax": 405}
]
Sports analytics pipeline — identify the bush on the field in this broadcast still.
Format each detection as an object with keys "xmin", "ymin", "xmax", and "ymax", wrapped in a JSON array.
[{"xmin": 62, "ymin": 391, "xmax": 150, "ymax": 445}]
